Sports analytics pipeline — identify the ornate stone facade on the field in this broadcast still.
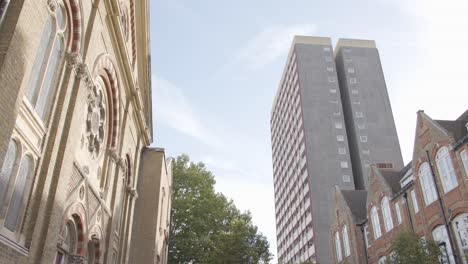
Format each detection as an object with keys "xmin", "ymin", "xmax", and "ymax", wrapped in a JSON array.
[{"xmin": 0, "ymin": 0, "xmax": 160, "ymax": 263}]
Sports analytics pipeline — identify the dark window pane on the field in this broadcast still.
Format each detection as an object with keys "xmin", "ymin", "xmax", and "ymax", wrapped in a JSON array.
[
  {"xmin": 4, "ymin": 155, "xmax": 33, "ymax": 231},
  {"xmin": 25, "ymin": 18, "xmax": 53, "ymax": 106},
  {"xmin": 36, "ymin": 37, "xmax": 64, "ymax": 121},
  {"xmin": 0, "ymin": 140, "xmax": 17, "ymax": 212}
]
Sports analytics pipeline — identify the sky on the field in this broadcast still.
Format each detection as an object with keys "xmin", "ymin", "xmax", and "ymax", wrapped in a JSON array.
[{"xmin": 150, "ymin": 0, "xmax": 468, "ymax": 261}]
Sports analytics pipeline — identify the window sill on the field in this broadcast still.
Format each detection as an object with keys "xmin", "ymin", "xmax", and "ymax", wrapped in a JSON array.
[{"xmin": 0, "ymin": 233, "xmax": 29, "ymax": 256}]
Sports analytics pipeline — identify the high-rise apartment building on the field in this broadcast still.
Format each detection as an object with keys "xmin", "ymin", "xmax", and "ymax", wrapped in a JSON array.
[
  {"xmin": 270, "ymin": 36, "xmax": 402, "ymax": 263},
  {"xmin": 335, "ymin": 39, "xmax": 403, "ymax": 189}
]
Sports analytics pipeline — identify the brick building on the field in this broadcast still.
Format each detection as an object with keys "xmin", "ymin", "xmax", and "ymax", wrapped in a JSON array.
[
  {"xmin": 330, "ymin": 187, "xmax": 367, "ymax": 264},
  {"xmin": 331, "ymin": 109, "xmax": 468, "ymax": 264},
  {"xmin": 0, "ymin": 0, "xmax": 171, "ymax": 263}
]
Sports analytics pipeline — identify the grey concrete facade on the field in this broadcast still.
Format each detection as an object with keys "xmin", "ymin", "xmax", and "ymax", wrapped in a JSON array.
[
  {"xmin": 335, "ymin": 39, "xmax": 403, "ymax": 190},
  {"xmin": 271, "ymin": 36, "xmax": 355, "ymax": 264},
  {"xmin": 271, "ymin": 36, "xmax": 403, "ymax": 264}
]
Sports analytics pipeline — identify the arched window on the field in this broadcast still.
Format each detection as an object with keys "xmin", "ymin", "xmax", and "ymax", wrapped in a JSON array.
[
  {"xmin": 1, "ymin": 139, "xmax": 35, "ymax": 236},
  {"xmin": 0, "ymin": 0, "xmax": 9, "ymax": 26},
  {"xmin": 381, "ymin": 197, "xmax": 393, "ymax": 232},
  {"xmin": 342, "ymin": 225, "xmax": 351, "ymax": 257},
  {"xmin": 4, "ymin": 155, "xmax": 33, "ymax": 231},
  {"xmin": 0, "ymin": 139, "xmax": 18, "ymax": 209},
  {"xmin": 25, "ymin": 1, "xmax": 68, "ymax": 122},
  {"xmin": 436, "ymin": 147, "xmax": 458, "ymax": 193},
  {"xmin": 461, "ymin": 150, "xmax": 468, "ymax": 177},
  {"xmin": 432, "ymin": 225, "xmax": 455, "ymax": 264},
  {"xmin": 452, "ymin": 214, "xmax": 468, "ymax": 259},
  {"xmin": 87, "ymin": 236, "xmax": 100, "ymax": 264},
  {"xmin": 419, "ymin": 162, "xmax": 438, "ymax": 205},
  {"xmin": 56, "ymin": 220, "xmax": 78, "ymax": 264},
  {"xmin": 335, "ymin": 231, "xmax": 342, "ymax": 262},
  {"xmin": 371, "ymin": 206, "xmax": 382, "ymax": 239}
]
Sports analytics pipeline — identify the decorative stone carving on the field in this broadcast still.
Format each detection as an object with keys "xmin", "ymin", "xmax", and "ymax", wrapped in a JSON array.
[
  {"xmin": 119, "ymin": 2, "xmax": 130, "ymax": 42},
  {"xmin": 129, "ymin": 188, "xmax": 138, "ymax": 198},
  {"xmin": 109, "ymin": 149, "xmax": 119, "ymax": 162},
  {"xmin": 66, "ymin": 52, "xmax": 81, "ymax": 70},
  {"xmin": 47, "ymin": 0, "xmax": 58, "ymax": 11},
  {"xmin": 68, "ymin": 254, "xmax": 87, "ymax": 264},
  {"xmin": 82, "ymin": 166, "xmax": 89, "ymax": 175},
  {"xmin": 79, "ymin": 186, "xmax": 85, "ymax": 200},
  {"xmin": 85, "ymin": 84, "xmax": 106, "ymax": 158}
]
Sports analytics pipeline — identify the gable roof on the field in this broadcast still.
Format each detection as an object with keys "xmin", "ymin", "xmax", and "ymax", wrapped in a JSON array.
[
  {"xmin": 457, "ymin": 109, "xmax": 468, "ymax": 123},
  {"xmin": 434, "ymin": 119, "xmax": 467, "ymax": 142},
  {"xmin": 379, "ymin": 162, "xmax": 412, "ymax": 194},
  {"xmin": 341, "ymin": 190, "xmax": 368, "ymax": 223}
]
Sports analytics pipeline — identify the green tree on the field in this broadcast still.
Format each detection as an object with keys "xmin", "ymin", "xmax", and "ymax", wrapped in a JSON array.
[
  {"xmin": 388, "ymin": 232, "xmax": 441, "ymax": 264},
  {"xmin": 169, "ymin": 154, "xmax": 273, "ymax": 264}
]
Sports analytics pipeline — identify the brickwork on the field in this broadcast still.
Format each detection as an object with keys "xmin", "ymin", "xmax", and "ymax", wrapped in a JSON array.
[
  {"xmin": 330, "ymin": 187, "xmax": 367, "ymax": 264},
  {"xmin": 0, "ymin": 0, "xmax": 157, "ymax": 263},
  {"xmin": 331, "ymin": 109, "xmax": 468, "ymax": 263}
]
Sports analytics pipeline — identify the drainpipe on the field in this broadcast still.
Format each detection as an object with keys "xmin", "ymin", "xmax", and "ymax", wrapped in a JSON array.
[
  {"xmin": 356, "ymin": 221, "xmax": 369, "ymax": 264},
  {"xmin": 426, "ymin": 150, "xmax": 460, "ymax": 264},
  {"xmin": 402, "ymin": 192, "xmax": 415, "ymax": 233}
]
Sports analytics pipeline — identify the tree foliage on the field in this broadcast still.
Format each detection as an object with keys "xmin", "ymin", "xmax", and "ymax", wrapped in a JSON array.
[
  {"xmin": 388, "ymin": 231, "xmax": 441, "ymax": 264},
  {"xmin": 168, "ymin": 154, "xmax": 273, "ymax": 264}
]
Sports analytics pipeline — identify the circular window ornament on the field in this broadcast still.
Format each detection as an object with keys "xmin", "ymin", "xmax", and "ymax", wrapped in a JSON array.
[
  {"xmin": 119, "ymin": 2, "xmax": 130, "ymax": 42},
  {"xmin": 86, "ymin": 82, "xmax": 106, "ymax": 158}
]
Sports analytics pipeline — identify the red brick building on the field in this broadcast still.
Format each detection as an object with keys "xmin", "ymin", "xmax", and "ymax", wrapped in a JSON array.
[{"xmin": 331, "ymin": 109, "xmax": 468, "ymax": 264}]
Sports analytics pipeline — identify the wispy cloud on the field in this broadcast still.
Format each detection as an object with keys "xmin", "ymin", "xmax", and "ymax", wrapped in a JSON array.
[
  {"xmin": 237, "ymin": 24, "xmax": 317, "ymax": 70},
  {"xmin": 152, "ymin": 76, "xmax": 220, "ymax": 147},
  {"xmin": 378, "ymin": 0, "xmax": 468, "ymax": 162}
]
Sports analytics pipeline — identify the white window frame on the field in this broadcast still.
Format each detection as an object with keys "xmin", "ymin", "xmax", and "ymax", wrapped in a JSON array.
[
  {"xmin": 343, "ymin": 175, "xmax": 351, "ymax": 183},
  {"xmin": 411, "ymin": 190, "xmax": 419, "ymax": 213},
  {"xmin": 355, "ymin": 112, "xmax": 363, "ymax": 118},
  {"xmin": 364, "ymin": 224, "xmax": 371, "ymax": 248},
  {"xmin": 419, "ymin": 162, "xmax": 438, "ymax": 205},
  {"xmin": 452, "ymin": 213, "xmax": 468, "ymax": 259},
  {"xmin": 360, "ymin": 135, "xmax": 368, "ymax": 142},
  {"xmin": 335, "ymin": 231, "xmax": 343, "ymax": 262},
  {"xmin": 394, "ymin": 202, "xmax": 402, "ymax": 225},
  {"xmin": 371, "ymin": 206, "xmax": 382, "ymax": 239},
  {"xmin": 340, "ymin": 161, "xmax": 349, "ymax": 168},
  {"xmin": 348, "ymin": 67, "xmax": 355, "ymax": 73},
  {"xmin": 342, "ymin": 225, "xmax": 351, "ymax": 257},
  {"xmin": 432, "ymin": 225, "xmax": 455, "ymax": 263},
  {"xmin": 460, "ymin": 149, "xmax": 468, "ymax": 177},
  {"xmin": 337, "ymin": 135, "xmax": 345, "ymax": 142},
  {"xmin": 350, "ymin": 78, "xmax": 357, "ymax": 84},
  {"xmin": 338, "ymin": 148, "xmax": 346, "ymax": 155},
  {"xmin": 381, "ymin": 197, "xmax": 394, "ymax": 232},
  {"xmin": 436, "ymin": 146, "xmax": 458, "ymax": 193}
]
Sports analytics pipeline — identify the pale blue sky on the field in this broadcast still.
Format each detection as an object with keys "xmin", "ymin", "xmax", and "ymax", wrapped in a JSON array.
[{"xmin": 150, "ymin": 0, "xmax": 468, "ymax": 261}]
